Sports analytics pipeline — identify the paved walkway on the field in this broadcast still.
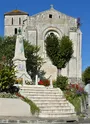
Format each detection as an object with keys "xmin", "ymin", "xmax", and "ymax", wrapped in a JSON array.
[
  {"xmin": 0, "ymin": 116, "xmax": 89, "ymax": 124},
  {"xmin": 0, "ymin": 107, "xmax": 90, "ymax": 124},
  {"xmin": 0, "ymin": 116, "xmax": 78, "ymax": 124}
]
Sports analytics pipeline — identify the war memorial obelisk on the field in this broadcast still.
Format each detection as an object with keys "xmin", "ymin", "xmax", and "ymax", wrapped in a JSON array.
[{"xmin": 13, "ymin": 28, "xmax": 32, "ymax": 85}]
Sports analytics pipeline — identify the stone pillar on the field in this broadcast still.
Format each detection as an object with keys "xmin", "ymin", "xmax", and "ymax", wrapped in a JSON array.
[
  {"xmin": 50, "ymin": 76, "xmax": 53, "ymax": 88},
  {"xmin": 69, "ymin": 29, "xmax": 77, "ymax": 83},
  {"xmin": 69, "ymin": 28, "xmax": 82, "ymax": 83},
  {"xmin": 77, "ymin": 29, "xmax": 82, "ymax": 82},
  {"xmin": 35, "ymin": 75, "xmax": 38, "ymax": 85}
]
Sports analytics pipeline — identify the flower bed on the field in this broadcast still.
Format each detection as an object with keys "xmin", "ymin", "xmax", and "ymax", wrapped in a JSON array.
[
  {"xmin": 38, "ymin": 79, "xmax": 50, "ymax": 86},
  {"xmin": 64, "ymin": 83, "xmax": 87, "ymax": 114},
  {"xmin": 0, "ymin": 92, "xmax": 18, "ymax": 98}
]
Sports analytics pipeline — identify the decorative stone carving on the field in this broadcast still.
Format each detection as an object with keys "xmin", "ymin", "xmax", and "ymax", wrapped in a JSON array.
[{"xmin": 70, "ymin": 27, "xmax": 77, "ymax": 32}]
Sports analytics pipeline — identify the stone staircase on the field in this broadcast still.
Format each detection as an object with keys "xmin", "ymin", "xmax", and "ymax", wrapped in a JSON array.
[{"xmin": 20, "ymin": 85, "xmax": 78, "ymax": 120}]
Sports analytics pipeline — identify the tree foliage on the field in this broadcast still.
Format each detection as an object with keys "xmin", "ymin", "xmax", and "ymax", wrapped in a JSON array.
[
  {"xmin": 0, "ymin": 59, "xmax": 16, "ymax": 93},
  {"xmin": 0, "ymin": 36, "xmax": 16, "ymax": 66},
  {"xmin": 24, "ymin": 40, "xmax": 43, "ymax": 80},
  {"xmin": 0, "ymin": 36, "xmax": 43, "ymax": 80},
  {"xmin": 82, "ymin": 66, "xmax": 90, "ymax": 85},
  {"xmin": 45, "ymin": 33, "xmax": 73, "ymax": 74},
  {"xmin": 59, "ymin": 36, "xmax": 73, "ymax": 69}
]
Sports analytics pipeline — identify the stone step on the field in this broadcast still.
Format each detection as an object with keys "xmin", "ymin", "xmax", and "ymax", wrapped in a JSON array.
[
  {"xmin": 28, "ymin": 99, "xmax": 68, "ymax": 103},
  {"xmin": 20, "ymin": 86, "xmax": 56, "ymax": 90},
  {"xmin": 20, "ymin": 91, "xmax": 62, "ymax": 95},
  {"xmin": 39, "ymin": 113, "xmax": 76, "ymax": 118},
  {"xmin": 19, "ymin": 86, "xmax": 77, "ymax": 120},
  {"xmin": 31, "ymin": 100, "xmax": 68, "ymax": 104},
  {"xmin": 40, "ymin": 107, "xmax": 71, "ymax": 110},
  {"xmin": 23, "ymin": 95, "xmax": 64, "ymax": 99},
  {"xmin": 27, "ymin": 97, "xmax": 66, "ymax": 101},
  {"xmin": 37, "ymin": 105, "xmax": 71, "ymax": 109},
  {"xmin": 20, "ymin": 86, "xmax": 62, "ymax": 93},
  {"xmin": 21, "ymin": 92, "xmax": 62, "ymax": 95},
  {"xmin": 20, "ymin": 85, "xmax": 57, "ymax": 89},
  {"xmin": 34, "ymin": 102, "xmax": 69, "ymax": 106},
  {"xmin": 20, "ymin": 89, "xmax": 62, "ymax": 93},
  {"xmin": 41, "ymin": 109, "xmax": 74, "ymax": 113}
]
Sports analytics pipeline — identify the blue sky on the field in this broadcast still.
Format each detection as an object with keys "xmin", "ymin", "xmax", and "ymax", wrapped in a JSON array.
[{"xmin": 0, "ymin": 0, "xmax": 90, "ymax": 71}]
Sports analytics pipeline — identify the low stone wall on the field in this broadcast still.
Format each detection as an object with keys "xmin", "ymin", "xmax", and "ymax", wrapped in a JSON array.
[
  {"xmin": 0, "ymin": 98, "xmax": 31, "ymax": 116},
  {"xmin": 88, "ymin": 95, "xmax": 90, "ymax": 106}
]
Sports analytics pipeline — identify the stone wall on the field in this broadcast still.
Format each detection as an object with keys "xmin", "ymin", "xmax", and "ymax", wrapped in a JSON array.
[{"xmin": 0, "ymin": 98, "xmax": 31, "ymax": 116}]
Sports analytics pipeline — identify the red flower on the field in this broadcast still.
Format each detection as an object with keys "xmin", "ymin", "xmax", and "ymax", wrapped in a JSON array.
[
  {"xmin": 15, "ymin": 93, "xmax": 25, "ymax": 99},
  {"xmin": 38, "ymin": 80, "xmax": 44, "ymax": 85},
  {"xmin": 38, "ymin": 79, "xmax": 50, "ymax": 86},
  {"xmin": 75, "ymin": 84, "xmax": 79, "ymax": 90},
  {"xmin": 71, "ymin": 84, "xmax": 75, "ymax": 88}
]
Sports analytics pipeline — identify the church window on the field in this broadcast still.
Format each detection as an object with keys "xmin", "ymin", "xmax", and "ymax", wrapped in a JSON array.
[
  {"xmin": 19, "ymin": 18, "xmax": 21, "ymax": 25},
  {"xmin": 15, "ymin": 28, "xmax": 17, "ymax": 34},
  {"xmin": 49, "ymin": 14, "xmax": 52, "ymax": 18},
  {"xmin": 50, "ymin": 32, "xmax": 54, "ymax": 35},
  {"xmin": 12, "ymin": 18, "xmax": 13, "ymax": 25}
]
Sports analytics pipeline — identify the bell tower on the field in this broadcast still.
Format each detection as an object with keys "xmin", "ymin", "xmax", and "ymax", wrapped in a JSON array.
[{"xmin": 4, "ymin": 9, "xmax": 28, "ymax": 36}]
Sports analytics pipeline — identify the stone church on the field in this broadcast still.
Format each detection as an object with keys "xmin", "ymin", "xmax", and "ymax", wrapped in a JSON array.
[{"xmin": 4, "ymin": 5, "xmax": 82, "ymax": 83}]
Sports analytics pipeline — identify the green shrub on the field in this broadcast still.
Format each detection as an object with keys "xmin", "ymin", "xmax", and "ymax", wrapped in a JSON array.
[
  {"xmin": 53, "ymin": 75, "xmax": 68, "ymax": 90},
  {"xmin": 23, "ymin": 97, "xmax": 40, "ymax": 115},
  {"xmin": 16, "ymin": 93, "xmax": 40, "ymax": 115},
  {"xmin": 0, "ymin": 64, "xmax": 16, "ymax": 92}
]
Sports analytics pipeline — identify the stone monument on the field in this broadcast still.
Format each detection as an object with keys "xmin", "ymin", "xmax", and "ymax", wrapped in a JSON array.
[{"xmin": 13, "ymin": 28, "xmax": 32, "ymax": 85}]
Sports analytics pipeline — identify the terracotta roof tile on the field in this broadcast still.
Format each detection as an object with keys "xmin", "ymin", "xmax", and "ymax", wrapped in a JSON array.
[{"xmin": 4, "ymin": 9, "xmax": 29, "ymax": 16}]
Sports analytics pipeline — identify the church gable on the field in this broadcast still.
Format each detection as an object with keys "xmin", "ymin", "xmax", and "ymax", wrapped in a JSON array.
[{"xmin": 30, "ymin": 7, "xmax": 77, "ymax": 27}]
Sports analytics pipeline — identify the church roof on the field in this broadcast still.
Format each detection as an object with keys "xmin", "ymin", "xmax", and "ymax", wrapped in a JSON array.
[{"xmin": 4, "ymin": 9, "xmax": 29, "ymax": 16}]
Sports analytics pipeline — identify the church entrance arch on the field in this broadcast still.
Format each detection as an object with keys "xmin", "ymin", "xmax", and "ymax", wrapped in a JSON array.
[
  {"xmin": 44, "ymin": 30, "xmax": 60, "ymax": 39},
  {"xmin": 42, "ymin": 27, "xmax": 63, "ymax": 58}
]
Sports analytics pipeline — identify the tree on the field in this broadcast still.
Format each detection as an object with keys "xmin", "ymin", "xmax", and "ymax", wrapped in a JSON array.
[
  {"xmin": 0, "ymin": 36, "xmax": 43, "ymax": 80},
  {"xmin": 45, "ymin": 33, "xmax": 73, "ymax": 75},
  {"xmin": 82, "ymin": 66, "xmax": 90, "ymax": 85},
  {"xmin": 24, "ymin": 40, "xmax": 43, "ymax": 80}
]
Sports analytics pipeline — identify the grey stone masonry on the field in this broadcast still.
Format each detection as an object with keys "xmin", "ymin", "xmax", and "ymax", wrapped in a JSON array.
[{"xmin": 4, "ymin": 6, "xmax": 82, "ymax": 82}]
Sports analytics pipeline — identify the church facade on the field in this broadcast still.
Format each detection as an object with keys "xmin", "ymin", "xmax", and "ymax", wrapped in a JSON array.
[{"xmin": 4, "ymin": 6, "xmax": 82, "ymax": 83}]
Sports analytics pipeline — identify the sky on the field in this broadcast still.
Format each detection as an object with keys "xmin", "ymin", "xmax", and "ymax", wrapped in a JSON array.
[{"xmin": 0, "ymin": 0, "xmax": 90, "ymax": 71}]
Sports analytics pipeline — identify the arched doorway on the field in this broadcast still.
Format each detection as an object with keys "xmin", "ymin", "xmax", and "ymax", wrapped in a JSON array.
[{"xmin": 43, "ymin": 29, "xmax": 62, "ymax": 58}]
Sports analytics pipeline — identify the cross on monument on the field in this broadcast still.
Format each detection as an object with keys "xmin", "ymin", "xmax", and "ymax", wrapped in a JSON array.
[{"xmin": 50, "ymin": 4, "xmax": 54, "ymax": 9}]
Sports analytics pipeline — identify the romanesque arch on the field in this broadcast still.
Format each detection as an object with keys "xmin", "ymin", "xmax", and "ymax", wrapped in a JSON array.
[
  {"xmin": 42, "ymin": 27, "xmax": 63, "ymax": 58},
  {"xmin": 43, "ymin": 27, "xmax": 63, "ymax": 40}
]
